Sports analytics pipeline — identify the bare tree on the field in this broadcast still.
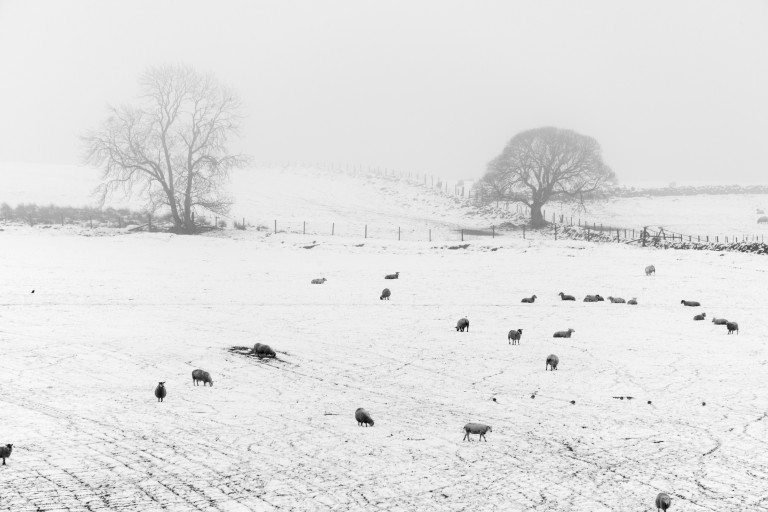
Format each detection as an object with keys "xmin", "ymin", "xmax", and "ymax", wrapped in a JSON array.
[
  {"xmin": 485, "ymin": 127, "xmax": 615, "ymax": 227},
  {"xmin": 83, "ymin": 64, "xmax": 248, "ymax": 232}
]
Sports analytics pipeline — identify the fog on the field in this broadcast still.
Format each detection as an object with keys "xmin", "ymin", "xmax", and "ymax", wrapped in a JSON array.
[{"xmin": 0, "ymin": 0, "xmax": 766, "ymax": 185}]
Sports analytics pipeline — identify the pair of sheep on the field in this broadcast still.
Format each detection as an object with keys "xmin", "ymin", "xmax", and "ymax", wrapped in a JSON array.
[
  {"xmin": 584, "ymin": 294, "xmax": 604, "ymax": 302},
  {"xmin": 0, "ymin": 444, "xmax": 12, "ymax": 465},
  {"xmin": 355, "ymin": 410, "xmax": 493, "ymax": 444}
]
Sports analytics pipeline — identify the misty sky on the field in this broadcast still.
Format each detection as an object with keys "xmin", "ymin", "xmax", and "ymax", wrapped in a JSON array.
[{"xmin": 1, "ymin": 0, "xmax": 766, "ymax": 185}]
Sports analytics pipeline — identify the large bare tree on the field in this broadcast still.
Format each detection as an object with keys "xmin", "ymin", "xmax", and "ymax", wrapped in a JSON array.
[
  {"xmin": 83, "ymin": 64, "xmax": 248, "ymax": 232},
  {"xmin": 484, "ymin": 127, "xmax": 616, "ymax": 227}
]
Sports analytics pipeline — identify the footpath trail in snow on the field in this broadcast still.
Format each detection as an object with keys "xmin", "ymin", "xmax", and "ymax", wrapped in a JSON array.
[{"xmin": 1, "ymin": 229, "xmax": 768, "ymax": 511}]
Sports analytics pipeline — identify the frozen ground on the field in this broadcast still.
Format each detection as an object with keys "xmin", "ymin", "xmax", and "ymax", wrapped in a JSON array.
[{"xmin": 1, "ymin": 227, "xmax": 768, "ymax": 511}]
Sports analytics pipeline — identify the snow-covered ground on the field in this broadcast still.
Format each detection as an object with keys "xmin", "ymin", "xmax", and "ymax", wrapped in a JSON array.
[{"xmin": 1, "ymin": 226, "xmax": 768, "ymax": 511}]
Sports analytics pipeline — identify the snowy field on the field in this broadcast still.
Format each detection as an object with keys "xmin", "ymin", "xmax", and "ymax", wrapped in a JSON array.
[{"xmin": 2, "ymin": 226, "xmax": 768, "ymax": 511}]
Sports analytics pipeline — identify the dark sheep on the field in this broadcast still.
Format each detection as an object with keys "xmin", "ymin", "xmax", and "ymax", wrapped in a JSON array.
[
  {"xmin": 645, "ymin": 265, "xmax": 656, "ymax": 276},
  {"xmin": 712, "ymin": 317, "xmax": 728, "ymax": 325},
  {"xmin": 355, "ymin": 408, "xmax": 374, "ymax": 427},
  {"xmin": 607, "ymin": 296, "xmax": 626, "ymax": 303},
  {"xmin": 192, "ymin": 369, "xmax": 213, "ymax": 387},
  {"xmin": 627, "ymin": 297, "xmax": 638, "ymax": 305},
  {"xmin": 596, "ymin": 295, "xmax": 605, "ymax": 301},
  {"xmin": 558, "ymin": 292, "xmax": 575, "ymax": 301},
  {"xmin": 727, "ymin": 321, "xmax": 739, "ymax": 334},
  {"xmin": 311, "ymin": 278, "xmax": 327, "ymax": 284},
  {"xmin": 508, "ymin": 328, "xmax": 523, "ymax": 345},
  {"xmin": 521, "ymin": 294, "xmax": 537, "ymax": 303},
  {"xmin": 758, "ymin": 216, "xmax": 768, "ymax": 224},
  {"xmin": 693, "ymin": 313, "xmax": 706, "ymax": 321},
  {"xmin": 681, "ymin": 300, "xmax": 701, "ymax": 307},
  {"xmin": 380, "ymin": 288, "xmax": 391, "ymax": 300},
  {"xmin": 583, "ymin": 294, "xmax": 603, "ymax": 302},
  {"xmin": 546, "ymin": 354, "xmax": 559, "ymax": 371},
  {"xmin": 655, "ymin": 492, "xmax": 671, "ymax": 511},
  {"xmin": 463, "ymin": 423, "xmax": 492, "ymax": 442},
  {"xmin": 553, "ymin": 328, "xmax": 575, "ymax": 338},
  {"xmin": 0, "ymin": 444, "xmax": 12, "ymax": 465},
  {"xmin": 154, "ymin": 382, "xmax": 166, "ymax": 402},
  {"xmin": 253, "ymin": 343, "xmax": 276, "ymax": 358},
  {"xmin": 384, "ymin": 272, "xmax": 400, "ymax": 279},
  {"xmin": 456, "ymin": 318, "xmax": 469, "ymax": 332}
]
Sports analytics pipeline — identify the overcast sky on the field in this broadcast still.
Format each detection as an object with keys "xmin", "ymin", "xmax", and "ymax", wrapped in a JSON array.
[{"xmin": 1, "ymin": 0, "xmax": 766, "ymax": 185}]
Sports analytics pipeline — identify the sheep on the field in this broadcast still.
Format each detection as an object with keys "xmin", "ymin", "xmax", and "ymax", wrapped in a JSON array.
[
  {"xmin": 355, "ymin": 408, "xmax": 374, "ymax": 427},
  {"xmin": 681, "ymin": 300, "xmax": 701, "ymax": 307},
  {"xmin": 758, "ymin": 209, "xmax": 765, "ymax": 215},
  {"xmin": 583, "ymin": 294, "xmax": 603, "ymax": 302},
  {"xmin": 380, "ymin": 288, "xmax": 391, "ymax": 300},
  {"xmin": 596, "ymin": 295, "xmax": 605, "ymax": 301},
  {"xmin": 655, "ymin": 492, "xmax": 671, "ymax": 511},
  {"xmin": 546, "ymin": 354, "xmax": 559, "ymax": 371},
  {"xmin": 463, "ymin": 423, "xmax": 492, "ymax": 442},
  {"xmin": 0, "ymin": 444, "xmax": 12, "ymax": 465},
  {"xmin": 521, "ymin": 294, "xmax": 537, "ymax": 303},
  {"xmin": 759, "ymin": 216, "xmax": 768, "ymax": 224},
  {"xmin": 154, "ymin": 382, "xmax": 166, "ymax": 402},
  {"xmin": 311, "ymin": 278, "xmax": 327, "ymax": 284},
  {"xmin": 712, "ymin": 317, "xmax": 728, "ymax": 325},
  {"xmin": 553, "ymin": 328, "xmax": 575, "ymax": 338},
  {"xmin": 508, "ymin": 328, "xmax": 523, "ymax": 345},
  {"xmin": 456, "ymin": 318, "xmax": 469, "ymax": 332},
  {"xmin": 693, "ymin": 313, "xmax": 706, "ymax": 321},
  {"xmin": 608, "ymin": 296, "xmax": 626, "ymax": 303},
  {"xmin": 192, "ymin": 369, "xmax": 213, "ymax": 387},
  {"xmin": 384, "ymin": 272, "xmax": 400, "ymax": 279},
  {"xmin": 645, "ymin": 265, "xmax": 656, "ymax": 276},
  {"xmin": 727, "ymin": 321, "xmax": 739, "ymax": 334},
  {"xmin": 253, "ymin": 343, "xmax": 276, "ymax": 358},
  {"xmin": 558, "ymin": 292, "xmax": 576, "ymax": 301},
  {"xmin": 627, "ymin": 297, "xmax": 638, "ymax": 305}
]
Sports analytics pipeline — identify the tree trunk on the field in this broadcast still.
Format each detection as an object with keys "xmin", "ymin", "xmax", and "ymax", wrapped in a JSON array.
[{"xmin": 530, "ymin": 202, "xmax": 546, "ymax": 227}]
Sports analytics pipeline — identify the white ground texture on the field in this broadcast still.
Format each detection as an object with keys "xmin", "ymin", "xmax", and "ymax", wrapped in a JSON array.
[{"xmin": 1, "ymin": 164, "xmax": 768, "ymax": 511}]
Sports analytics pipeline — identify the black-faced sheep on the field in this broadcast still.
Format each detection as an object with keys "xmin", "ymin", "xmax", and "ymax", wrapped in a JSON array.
[
  {"xmin": 712, "ymin": 317, "xmax": 728, "ymax": 325},
  {"xmin": 693, "ymin": 313, "xmax": 706, "ymax": 321},
  {"xmin": 627, "ymin": 297, "xmax": 638, "ymax": 305},
  {"xmin": 521, "ymin": 294, "xmax": 537, "ymax": 303},
  {"xmin": 583, "ymin": 294, "xmax": 603, "ymax": 302},
  {"xmin": 546, "ymin": 354, "xmax": 559, "ymax": 371},
  {"xmin": 192, "ymin": 369, "xmax": 213, "ymax": 387},
  {"xmin": 608, "ymin": 296, "xmax": 626, "ymax": 303},
  {"xmin": 380, "ymin": 288, "xmax": 391, "ymax": 300},
  {"xmin": 456, "ymin": 318, "xmax": 469, "ymax": 332},
  {"xmin": 0, "ymin": 444, "xmax": 12, "ymax": 465},
  {"xmin": 253, "ymin": 343, "xmax": 276, "ymax": 358},
  {"xmin": 681, "ymin": 300, "xmax": 701, "ymax": 307},
  {"xmin": 558, "ymin": 292, "xmax": 575, "ymax": 301},
  {"xmin": 463, "ymin": 423, "xmax": 491, "ymax": 442},
  {"xmin": 727, "ymin": 321, "xmax": 739, "ymax": 334},
  {"xmin": 154, "ymin": 382, "xmax": 166, "ymax": 402},
  {"xmin": 355, "ymin": 408, "xmax": 374, "ymax": 427},
  {"xmin": 655, "ymin": 492, "xmax": 671, "ymax": 511},
  {"xmin": 384, "ymin": 272, "xmax": 400, "ymax": 279},
  {"xmin": 553, "ymin": 328, "xmax": 575, "ymax": 338},
  {"xmin": 311, "ymin": 278, "xmax": 327, "ymax": 284},
  {"xmin": 645, "ymin": 265, "xmax": 656, "ymax": 276},
  {"xmin": 508, "ymin": 328, "xmax": 523, "ymax": 345}
]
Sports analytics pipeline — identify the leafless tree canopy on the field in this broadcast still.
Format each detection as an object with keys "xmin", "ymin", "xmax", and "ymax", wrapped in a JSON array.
[
  {"xmin": 481, "ymin": 127, "xmax": 615, "ymax": 227},
  {"xmin": 83, "ymin": 64, "xmax": 248, "ymax": 232}
]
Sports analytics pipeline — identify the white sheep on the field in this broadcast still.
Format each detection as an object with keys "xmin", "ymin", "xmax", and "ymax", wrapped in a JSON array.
[
  {"xmin": 645, "ymin": 265, "xmax": 656, "ymax": 276},
  {"xmin": 311, "ymin": 278, "xmax": 327, "ymax": 284},
  {"xmin": 463, "ymin": 423, "xmax": 492, "ymax": 442},
  {"xmin": 627, "ymin": 297, "xmax": 638, "ymax": 305},
  {"xmin": 553, "ymin": 328, "xmax": 575, "ymax": 338},
  {"xmin": 607, "ymin": 296, "xmax": 626, "ymax": 303},
  {"xmin": 693, "ymin": 313, "xmax": 706, "ymax": 321},
  {"xmin": 712, "ymin": 317, "xmax": 728, "ymax": 325}
]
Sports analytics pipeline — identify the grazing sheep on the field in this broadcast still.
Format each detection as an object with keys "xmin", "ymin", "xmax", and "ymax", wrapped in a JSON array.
[
  {"xmin": 253, "ymin": 343, "xmax": 276, "ymax": 358},
  {"xmin": 608, "ymin": 296, "xmax": 626, "ymax": 303},
  {"xmin": 546, "ymin": 354, "xmax": 559, "ymax": 371},
  {"xmin": 311, "ymin": 278, "xmax": 327, "ymax": 284},
  {"xmin": 384, "ymin": 272, "xmax": 400, "ymax": 279},
  {"xmin": 456, "ymin": 318, "xmax": 469, "ymax": 332},
  {"xmin": 758, "ymin": 209, "xmax": 765, "ymax": 215},
  {"xmin": 154, "ymin": 382, "xmax": 166, "ymax": 402},
  {"xmin": 521, "ymin": 294, "xmax": 537, "ymax": 303},
  {"xmin": 558, "ymin": 292, "xmax": 576, "ymax": 301},
  {"xmin": 508, "ymin": 328, "xmax": 523, "ymax": 345},
  {"xmin": 645, "ymin": 265, "xmax": 656, "ymax": 276},
  {"xmin": 583, "ymin": 294, "xmax": 603, "ymax": 302},
  {"xmin": 693, "ymin": 313, "xmax": 706, "ymax": 321},
  {"xmin": 681, "ymin": 300, "xmax": 701, "ymax": 307},
  {"xmin": 355, "ymin": 408, "xmax": 374, "ymax": 427},
  {"xmin": 627, "ymin": 297, "xmax": 638, "ymax": 305},
  {"xmin": 380, "ymin": 288, "xmax": 391, "ymax": 300},
  {"xmin": 192, "ymin": 369, "xmax": 213, "ymax": 387},
  {"xmin": 759, "ymin": 216, "xmax": 768, "ymax": 224},
  {"xmin": 655, "ymin": 492, "xmax": 671, "ymax": 511},
  {"xmin": 463, "ymin": 423, "xmax": 492, "ymax": 442},
  {"xmin": 727, "ymin": 321, "xmax": 739, "ymax": 334},
  {"xmin": 712, "ymin": 317, "xmax": 728, "ymax": 325},
  {"xmin": 553, "ymin": 328, "xmax": 575, "ymax": 338},
  {"xmin": 0, "ymin": 444, "xmax": 12, "ymax": 465}
]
